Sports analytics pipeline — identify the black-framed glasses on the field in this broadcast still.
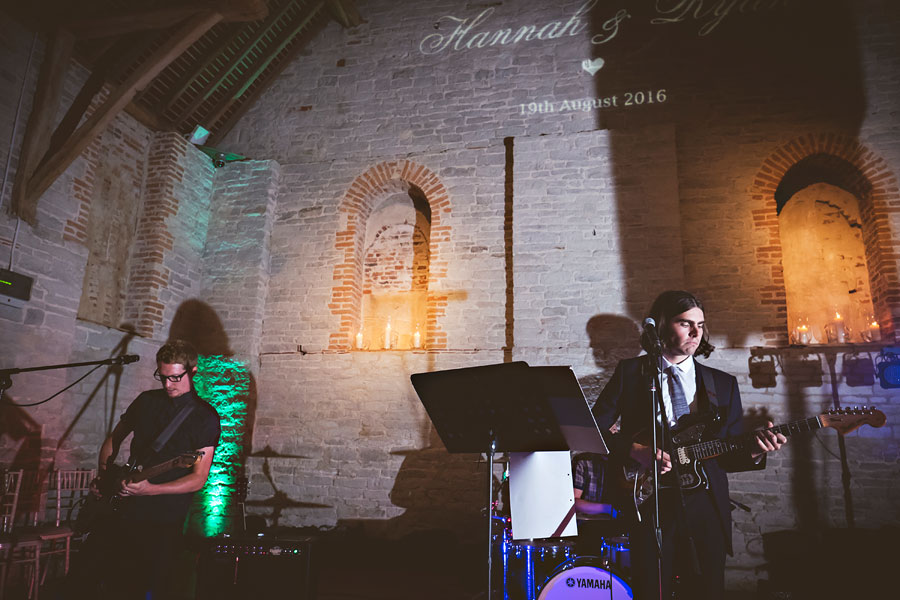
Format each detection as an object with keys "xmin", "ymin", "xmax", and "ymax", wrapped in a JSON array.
[{"xmin": 153, "ymin": 369, "xmax": 190, "ymax": 383}]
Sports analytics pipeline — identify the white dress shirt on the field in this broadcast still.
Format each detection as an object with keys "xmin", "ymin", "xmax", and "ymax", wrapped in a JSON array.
[{"xmin": 659, "ymin": 355, "xmax": 697, "ymax": 425}]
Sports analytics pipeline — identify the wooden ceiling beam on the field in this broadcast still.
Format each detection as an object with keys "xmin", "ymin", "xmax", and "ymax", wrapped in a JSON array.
[
  {"xmin": 170, "ymin": 0, "xmax": 296, "ymax": 122},
  {"xmin": 64, "ymin": 1, "xmax": 268, "ymax": 40},
  {"xmin": 208, "ymin": 6, "xmax": 330, "ymax": 144},
  {"xmin": 64, "ymin": 7, "xmax": 208, "ymax": 41},
  {"xmin": 156, "ymin": 22, "xmax": 244, "ymax": 112},
  {"xmin": 46, "ymin": 34, "xmax": 155, "ymax": 158},
  {"xmin": 326, "ymin": 0, "xmax": 363, "ymax": 28},
  {"xmin": 25, "ymin": 11, "xmax": 224, "ymax": 208},
  {"xmin": 10, "ymin": 27, "xmax": 75, "ymax": 224}
]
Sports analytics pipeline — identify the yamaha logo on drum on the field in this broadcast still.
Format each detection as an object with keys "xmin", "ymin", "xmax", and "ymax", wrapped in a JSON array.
[
  {"xmin": 578, "ymin": 577, "xmax": 611, "ymax": 590},
  {"xmin": 566, "ymin": 577, "xmax": 575, "ymax": 587}
]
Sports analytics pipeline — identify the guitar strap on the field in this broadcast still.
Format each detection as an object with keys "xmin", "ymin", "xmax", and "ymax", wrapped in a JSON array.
[{"xmin": 149, "ymin": 400, "xmax": 196, "ymax": 455}]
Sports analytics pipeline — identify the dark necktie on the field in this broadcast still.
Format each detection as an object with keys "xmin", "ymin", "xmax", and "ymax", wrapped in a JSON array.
[{"xmin": 668, "ymin": 365, "xmax": 690, "ymax": 421}]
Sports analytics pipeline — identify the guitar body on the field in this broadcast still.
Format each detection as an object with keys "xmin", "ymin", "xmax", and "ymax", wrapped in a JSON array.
[
  {"xmin": 623, "ymin": 407, "xmax": 886, "ymax": 512},
  {"xmin": 74, "ymin": 451, "xmax": 203, "ymax": 533},
  {"xmin": 624, "ymin": 412, "xmax": 717, "ymax": 509}
]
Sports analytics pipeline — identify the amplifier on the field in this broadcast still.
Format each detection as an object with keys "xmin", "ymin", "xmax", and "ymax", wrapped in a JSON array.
[{"xmin": 196, "ymin": 534, "xmax": 317, "ymax": 600}]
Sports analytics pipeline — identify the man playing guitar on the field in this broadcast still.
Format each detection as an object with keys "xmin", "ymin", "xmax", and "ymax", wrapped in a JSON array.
[
  {"xmin": 72, "ymin": 339, "xmax": 220, "ymax": 599},
  {"xmin": 591, "ymin": 291, "xmax": 786, "ymax": 599}
]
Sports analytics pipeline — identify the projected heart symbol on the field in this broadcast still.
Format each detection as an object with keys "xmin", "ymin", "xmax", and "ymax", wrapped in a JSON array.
[{"xmin": 581, "ymin": 58, "xmax": 604, "ymax": 76}]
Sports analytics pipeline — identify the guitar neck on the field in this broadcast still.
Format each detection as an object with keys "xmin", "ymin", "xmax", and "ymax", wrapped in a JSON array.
[
  {"xmin": 130, "ymin": 455, "xmax": 193, "ymax": 483},
  {"xmin": 686, "ymin": 416, "xmax": 822, "ymax": 461}
]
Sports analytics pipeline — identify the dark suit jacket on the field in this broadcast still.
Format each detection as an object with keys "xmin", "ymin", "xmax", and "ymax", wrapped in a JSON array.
[{"xmin": 592, "ymin": 355, "xmax": 764, "ymax": 553}]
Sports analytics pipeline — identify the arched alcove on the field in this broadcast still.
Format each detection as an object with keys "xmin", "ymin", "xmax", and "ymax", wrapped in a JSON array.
[
  {"xmin": 779, "ymin": 182, "xmax": 878, "ymax": 343},
  {"xmin": 751, "ymin": 135, "xmax": 900, "ymax": 344},
  {"xmin": 328, "ymin": 160, "xmax": 451, "ymax": 351},
  {"xmin": 360, "ymin": 184, "xmax": 431, "ymax": 349}
]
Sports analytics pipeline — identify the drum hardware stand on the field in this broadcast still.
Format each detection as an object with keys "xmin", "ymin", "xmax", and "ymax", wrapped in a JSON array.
[{"xmin": 487, "ymin": 434, "xmax": 497, "ymax": 600}]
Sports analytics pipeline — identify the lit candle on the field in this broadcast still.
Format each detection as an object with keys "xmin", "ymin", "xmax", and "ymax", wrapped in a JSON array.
[
  {"xmin": 797, "ymin": 324, "xmax": 809, "ymax": 345},
  {"xmin": 355, "ymin": 329, "xmax": 363, "ymax": 349},
  {"xmin": 384, "ymin": 317, "xmax": 392, "ymax": 349},
  {"xmin": 833, "ymin": 312, "xmax": 845, "ymax": 344},
  {"xmin": 413, "ymin": 325, "xmax": 421, "ymax": 349},
  {"xmin": 869, "ymin": 319, "xmax": 881, "ymax": 342}
]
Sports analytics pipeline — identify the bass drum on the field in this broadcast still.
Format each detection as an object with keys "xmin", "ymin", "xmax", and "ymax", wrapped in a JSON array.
[{"xmin": 537, "ymin": 556, "xmax": 632, "ymax": 599}]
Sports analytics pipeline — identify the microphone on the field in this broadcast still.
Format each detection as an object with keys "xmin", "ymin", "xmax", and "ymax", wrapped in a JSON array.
[
  {"xmin": 641, "ymin": 317, "xmax": 662, "ymax": 353},
  {"xmin": 111, "ymin": 354, "xmax": 140, "ymax": 365}
]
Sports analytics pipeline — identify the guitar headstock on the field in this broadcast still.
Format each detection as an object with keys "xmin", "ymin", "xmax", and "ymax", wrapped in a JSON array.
[{"xmin": 820, "ymin": 406, "xmax": 886, "ymax": 435}]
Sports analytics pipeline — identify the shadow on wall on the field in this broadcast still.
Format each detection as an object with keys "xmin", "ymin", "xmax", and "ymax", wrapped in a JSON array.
[
  {"xmin": 55, "ymin": 328, "xmax": 138, "ymax": 457},
  {"xmin": 579, "ymin": 313, "xmax": 641, "ymax": 403},
  {"xmin": 384, "ymin": 425, "xmax": 486, "ymax": 543},
  {"xmin": 168, "ymin": 299, "xmax": 258, "ymax": 536},
  {"xmin": 0, "ymin": 402, "xmax": 43, "ymax": 470},
  {"xmin": 169, "ymin": 299, "xmax": 234, "ymax": 357},
  {"xmin": 589, "ymin": 0, "xmax": 867, "ymax": 545}
]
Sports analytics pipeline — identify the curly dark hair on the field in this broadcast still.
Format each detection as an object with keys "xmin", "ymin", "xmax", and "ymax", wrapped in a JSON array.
[
  {"xmin": 647, "ymin": 290, "xmax": 715, "ymax": 358},
  {"xmin": 156, "ymin": 339, "xmax": 198, "ymax": 370}
]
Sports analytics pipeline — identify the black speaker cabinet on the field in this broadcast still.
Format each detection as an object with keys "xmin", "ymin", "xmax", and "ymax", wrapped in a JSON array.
[{"xmin": 196, "ymin": 534, "xmax": 317, "ymax": 600}]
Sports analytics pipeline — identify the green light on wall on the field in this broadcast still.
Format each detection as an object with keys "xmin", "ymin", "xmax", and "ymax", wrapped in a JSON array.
[{"xmin": 188, "ymin": 355, "xmax": 249, "ymax": 537}]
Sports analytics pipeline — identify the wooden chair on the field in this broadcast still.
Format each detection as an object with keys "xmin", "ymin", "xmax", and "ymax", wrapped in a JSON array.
[
  {"xmin": 0, "ymin": 469, "xmax": 42, "ymax": 600},
  {"xmin": 37, "ymin": 469, "xmax": 96, "ymax": 582}
]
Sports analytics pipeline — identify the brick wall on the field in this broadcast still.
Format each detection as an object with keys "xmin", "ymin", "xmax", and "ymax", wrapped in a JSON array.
[
  {"xmin": 2, "ymin": 2, "xmax": 899, "ymax": 593},
  {"xmin": 219, "ymin": 0, "xmax": 900, "ymax": 590},
  {"xmin": 0, "ymin": 14, "xmax": 218, "ymax": 470}
]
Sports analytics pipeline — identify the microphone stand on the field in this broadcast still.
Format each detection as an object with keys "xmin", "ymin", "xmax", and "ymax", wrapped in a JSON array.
[
  {"xmin": 644, "ymin": 346, "xmax": 703, "ymax": 600},
  {"xmin": 0, "ymin": 355, "xmax": 139, "ymax": 401},
  {"xmin": 643, "ymin": 343, "xmax": 665, "ymax": 600}
]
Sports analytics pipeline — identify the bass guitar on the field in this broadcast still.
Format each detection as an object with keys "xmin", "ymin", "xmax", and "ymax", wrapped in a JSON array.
[
  {"xmin": 74, "ymin": 450, "xmax": 203, "ymax": 532},
  {"xmin": 625, "ymin": 406, "xmax": 886, "ymax": 511}
]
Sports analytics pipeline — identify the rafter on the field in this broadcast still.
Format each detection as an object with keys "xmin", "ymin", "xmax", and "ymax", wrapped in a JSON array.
[
  {"xmin": 155, "ymin": 22, "xmax": 244, "ymax": 112},
  {"xmin": 24, "ymin": 11, "xmax": 225, "ymax": 209},
  {"xmin": 169, "ymin": 0, "xmax": 296, "ymax": 123},
  {"xmin": 326, "ymin": 0, "xmax": 363, "ymax": 28},
  {"xmin": 10, "ymin": 27, "xmax": 74, "ymax": 224},
  {"xmin": 208, "ymin": 6, "xmax": 330, "ymax": 143},
  {"xmin": 63, "ymin": 1, "xmax": 268, "ymax": 40},
  {"xmin": 64, "ymin": 7, "xmax": 207, "ymax": 40},
  {"xmin": 46, "ymin": 34, "xmax": 155, "ymax": 158}
]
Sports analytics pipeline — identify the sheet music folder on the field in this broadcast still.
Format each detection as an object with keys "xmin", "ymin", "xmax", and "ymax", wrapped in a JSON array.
[{"xmin": 410, "ymin": 361, "xmax": 607, "ymax": 455}]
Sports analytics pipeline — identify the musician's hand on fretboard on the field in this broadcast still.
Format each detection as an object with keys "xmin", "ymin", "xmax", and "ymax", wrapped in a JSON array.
[{"xmin": 751, "ymin": 420, "xmax": 787, "ymax": 460}]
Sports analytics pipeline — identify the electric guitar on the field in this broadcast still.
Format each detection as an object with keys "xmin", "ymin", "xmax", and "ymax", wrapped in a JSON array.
[
  {"xmin": 74, "ymin": 451, "xmax": 203, "ymax": 532},
  {"xmin": 624, "ymin": 407, "xmax": 886, "ymax": 511}
]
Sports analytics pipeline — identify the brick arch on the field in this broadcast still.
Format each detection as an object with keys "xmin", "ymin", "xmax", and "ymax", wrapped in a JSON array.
[
  {"xmin": 327, "ymin": 160, "xmax": 451, "ymax": 350},
  {"xmin": 750, "ymin": 133, "xmax": 900, "ymax": 342}
]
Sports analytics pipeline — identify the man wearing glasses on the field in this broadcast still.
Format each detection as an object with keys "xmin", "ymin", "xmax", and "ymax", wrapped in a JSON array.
[{"xmin": 90, "ymin": 339, "xmax": 221, "ymax": 598}]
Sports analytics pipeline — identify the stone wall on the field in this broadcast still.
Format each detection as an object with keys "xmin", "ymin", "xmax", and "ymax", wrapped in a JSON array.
[
  {"xmin": 217, "ymin": 0, "xmax": 900, "ymax": 590},
  {"xmin": 0, "ymin": 14, "xmax": 220, "ymax": 469},
  {"xmin": 1, "ymin": 1, "xmax": 899, "ymax": 593}
]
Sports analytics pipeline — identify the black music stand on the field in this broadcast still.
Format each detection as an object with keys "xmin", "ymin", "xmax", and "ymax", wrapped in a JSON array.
[{"xmin": 411, "ymin": 361, "xmax": 607, "ymax": 600}]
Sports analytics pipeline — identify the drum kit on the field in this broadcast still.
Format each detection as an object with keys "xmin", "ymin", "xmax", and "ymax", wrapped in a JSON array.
[{"xmin": 492, "ymin": 515, "xmax": 633, "ymax": 600}]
